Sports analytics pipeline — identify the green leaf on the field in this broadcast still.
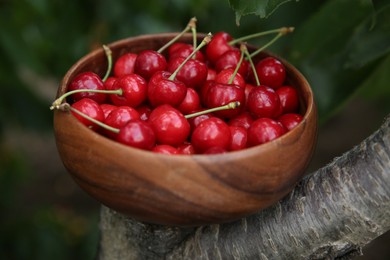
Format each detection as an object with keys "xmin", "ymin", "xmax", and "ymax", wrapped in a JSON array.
[
  {"xmin": 344, "ymin": 4, "xmax": 390, "ymax": 69},
  {"xmin": 286, "ymin": 0, "xmax": 390, "ymax": 122},
  {"xmin": 228, "ymin": 0, "xmax": 298, "ymax": 25}
]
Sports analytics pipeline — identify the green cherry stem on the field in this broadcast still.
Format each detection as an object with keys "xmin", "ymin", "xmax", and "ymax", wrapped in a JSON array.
[
  {"xmin": 169, "ymin": 33, "xmax": 212, "ymax": 81},
  {"xmin": 249, "ymin": 27, "xmax": 294, "ymax": 58},
  {"xmin": 157, "ymin": 17, "xmax": 197, "ymax": 53},
  {"xmin": 61, "ymin": 103, "xmax": 120, "ymax": 134},
  {"xmin": 229, "ymin": 27, "xmax": 294, "ymax": 46},
  {"xmin": 102, "ymin": 44, "xmax": 113, "ymax": 82},
  {"xmin": 191, "ymin": 19, "xmax": 198, "ymax": 57},
  {"xmin": 242, "ymin": 45, "xmax": 261, "ymax": 86},
  {"xmin": 228, "ymin": 43, "xmax": 245, "ymax": 85},
  {"xmin": 50, "ymin": 88, "xmax": 123, "ymax": 110},
  {"xmin": 185, "ymin": 101, "xmax": 240, "ymax": 119}
]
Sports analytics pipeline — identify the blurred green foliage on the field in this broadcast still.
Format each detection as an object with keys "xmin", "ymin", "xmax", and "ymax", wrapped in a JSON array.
[{"xmin": 0, "ymin": 0, "xmax": 389, "ymax": 259}]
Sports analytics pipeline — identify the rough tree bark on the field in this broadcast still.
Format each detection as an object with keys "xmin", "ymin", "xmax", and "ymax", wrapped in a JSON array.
[{"xmin": 97, "ymin": 115, "xmax": 390, "ymax": 260}]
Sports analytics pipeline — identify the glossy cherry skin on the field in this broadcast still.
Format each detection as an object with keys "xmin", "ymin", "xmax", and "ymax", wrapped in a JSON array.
[
  {"xmin": 229, "ymin": 126, "xmax": 248, "ymax": 151},
  {"xmin": 202, "ymin": 146, "xmax": 227, "ymax": 154},
  {"xmin": 70, "ymin": 98, "xmax": 104, "ymax": 131},
  {"xmin": 215, "ymin": 49, "xmax": 249, "ymax": 78},
  {"xmin": 169, "ymin": 43, "xmax": 205, "ymax": 62},
  {"xmin": 206, "ymin": 68, "xmax": 217, "ymax": 81},
  {"xmin": 152, "ymin": 144, "xmax": 179, "ymax": 155},
  {"xmin": 147, "ymin": 71, "xmax": 187, "ymax": 108},
  {"xmin": 103, "ymin": 76, "xmax": 117, "ymax": 90},
  {"xmin": 247, "ymin": 86, "xmax": 283, "ymax": 119},
  {"xmin": 205, "ymin": 83, "xmax": 245, "ymax": 119},
  {"xmin": 228, "ymin": 111, "xmax": 254, "ymax": 129},
  {"xmin": 136, "ymin": 104, "xmax": 152, "ymax": 121},
  {"xmin": 68, "ymin": 72, "xmax": 107, "ymax": 103},
  {"xmin": 247, "ymin": 117, "xmax": 287, "ymax": 147},
  {"xmin": 167, "ymin": 56, "xmax": 208, "ymax": 89},
  {"xmin": 100, "ymin": 103, "xmax": 117, "ymax": 119},
  {"xmin": 187, "ymin": 110, "xmax": 214, "ymax": 133},
  {"xmin": 177, "ymin": 143, "xmax": 196, "ymax": 155},
  {"xmin": 104, "ymin": 106, "xmax": 140, "ymax": 139},
  {"xmin": 206, "ymin": 31, "xmax": 234, "ymax": 64},
  {"xmin": 278, "ymin": 113, "xmax": 303, "ymax": 131},
  {"xmin": 199, "ymin": 80, "xmax": 215, "ymax": 107},
  {"xmin": 215, "ymin": 68, "xmax": 246, "ymax": 89},
  {"xmin": 117, "ymin": 119, "xmax": 156, "ymax": 150},
  {"xmin": 148, "ymin": 104, "xmax": 190, "ymax": 146},
  {"xmin": 276, "ymin": 86, "xmax": 300, "ymax": 113},
  {"xmin": 191, "ymin": 117, "xmax": 231, "ymax": 153},
  {"xmin": 177, "ymin": 88, "xmax": 201, "ymax": 115},
  {"xmin": 134, "ymin": 50, "xmax": 167, "ymax": 80},
  {"xmin": 113, "ymin": 52, "xmax": 138, "ymax": 77},
  {"xmin": 255, "ymin": 57, "xmax": 286, "ymax": 89},
  {"xmin": 108, "ymin": 74, "xmax": 147, "ymax": 108}
]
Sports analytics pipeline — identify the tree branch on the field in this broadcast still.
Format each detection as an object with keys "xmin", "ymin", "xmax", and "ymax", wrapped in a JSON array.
[{"xmin": 98, "ymin": 115, "xmax": 390, "ymax": 260}]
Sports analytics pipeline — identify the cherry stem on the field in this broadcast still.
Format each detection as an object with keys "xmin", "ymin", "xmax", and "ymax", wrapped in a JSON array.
[
  {"xmin": 184, "ymin": 101, "xmax": 240, "ymax": 119},
  {"xmin": 157, "ymin": 17, "xmax": 197, "ymax": 53},
  {"xmin": 169, "ymin": 33, "xmax": 212, "ymax": 81},
  {"xmin": 228, "ymin": 43, "xmax": 245, "ymax": 85},
  {"xmin": 50, "ymin": 88, "xmax": 123, "ymax": 110},
  {"xmin": 249, "ymin": 27, "xmax": 294, "ymax": 58},
  {"xmin": 229, "ymin": 27, "xmax": 294, "ymax": 46},
  {"xmin": 61, "ymin": 103, "xmax": 120, "ymax": 133},
  {"xmin": 243, "ymin": 45, "xmax": 261, "ymax": 86},
  {"xmin": 102, "ymin": 45, "xmax": 112, "ymax": 82},
  {"xmin": 191, "ymin": 21, "xmax": 197, "ymax": 58}
]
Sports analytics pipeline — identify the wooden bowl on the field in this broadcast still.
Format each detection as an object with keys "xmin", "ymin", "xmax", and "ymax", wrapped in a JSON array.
[{"xmin": 53, "ymin": 33, "xmax": 317, "ymax": 226}]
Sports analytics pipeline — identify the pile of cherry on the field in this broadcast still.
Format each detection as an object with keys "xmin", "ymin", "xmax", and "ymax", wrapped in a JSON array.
[{"xmin": 51, "ymin": 20, "xmax": 303, "ymax": 155}]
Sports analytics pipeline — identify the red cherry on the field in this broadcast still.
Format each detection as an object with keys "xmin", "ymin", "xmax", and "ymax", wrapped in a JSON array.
[
  {"xmin": 103, "ymin": 76, "xmax": 117, "ymax": 90},
  {"xmin": 247, "ymin": 86, "xmax": 283, "ymax": 119},
  {"xmin": 205, "ymin": 31, "xmax": 234, "ymax": 64},
  {"xmin": 70, "ymin": 98, "xmax": 104, "ymax": 130},
  {"xmin": 278, "ymin": 113, "xmax": 303, "ymax": 131},
  {"xmin": 113, "ymin": 52, "xmax": 137, "ymax": 77},
  {"xmin": 169, "ymin": 43, "xmax": 205, "ymax": 62},
  {"xmin": 205, "ymin": 83, "xmax": 245, "ymax": 119},
  {"xmin": 100, "ymin": 103, "xmax": 117, "ymax": 119},
  {"xmin": 167, "ymin": 56, "xmax": 208, "ymax": 89},
  {"xmin": 215, "ymin": 49, "xmax": 249, "ymax": 78},
  {"xmin": 168, "ymin": 42, "xmax": 188, "ymax": 57},
  {"xmin": 68, "ymin": 72, "xmax": 107, "ymax": 103},
  {"xmin": 136, "ymin": 104, "xmax": 152, "ymax": 121},
  {"xmin": 117, "ymin": 119, "xmax": 156, "ymax": 150},
  {"xmin": 187, "ymin": 109, "xmax": 214, "ymax": 132},
  {"xmin": 215, "ymin": 68, "xmax": 246, "ymax": 89},
  {"xmin": 247, "ymin": 117, "xmax": 287, "ymax": 146},
  {"xmin": 276, "ymin": 86, "xmax": 299, "ymax": 113},
  {"xmin": 228, "ymin": 111, "xmax": 254, "ymax": 129},
  {"xmin": 229, "ymin": 126, "xmax": 248, "ymax": 151},
  {"xmin": 191, "ymin": 117, "xmax": 231, "ymax": 153},
  {"xmin": 206, "ymin": 68, "xmax": 217, "ymax": 81},
  {"xmin": 147, "ymin": 71, "xmax": 187, "ymax": 108},
  {"xmin": 134, "ymin": 50, "xmax": 167, "ymax": 80},
  {"xmin": 177, "ymin": 88, "xmax": 201, "ymax": 115},
  {"xmin": 255, "ymin": 57, "xmax": 286, "ymax": 89},
  {"xmin": 148, "ymin": 104, "xmax": 190, "ymax": 146},
  {"xmin": 177, "ymin": 143, "xmax": 196, "ymax": 155},
  {"xmin": 152, "ymin": 144, "xmax": 179, "ymax": 155},
  {"xmin": 199, "ymin": 80, "xmax": 215, "ymax": 107},
  {"xmin": 104, "ymin": 106, "xmax": 140, "ymax": 138},
  {"xmin": 203, "ymin": 146, "xmax": 227, "ymax": 154},
  {"xmin": 107, "ymin": 74, "xmax": 147, "ymax": 107}
]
